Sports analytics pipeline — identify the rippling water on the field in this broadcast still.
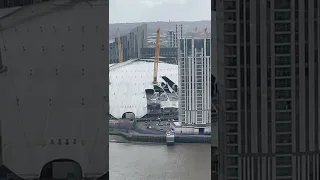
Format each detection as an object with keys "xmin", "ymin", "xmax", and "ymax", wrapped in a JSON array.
[{"xmin": 109, "ymin": 135, "xmax": 211, "ymax": 180}]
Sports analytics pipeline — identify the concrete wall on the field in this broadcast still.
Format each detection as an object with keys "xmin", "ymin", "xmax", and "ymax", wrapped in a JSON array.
[{"xmin": 0, "ymin": 1, "xmax": 108, "ymax": 178}]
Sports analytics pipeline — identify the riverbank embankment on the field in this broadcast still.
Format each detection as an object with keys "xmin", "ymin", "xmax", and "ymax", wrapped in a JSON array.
[{"xmin": 109, "ymin": 130, "xmax": 211, "ymax": 144}]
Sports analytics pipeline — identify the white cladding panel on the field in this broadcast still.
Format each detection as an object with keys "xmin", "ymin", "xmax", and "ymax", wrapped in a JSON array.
[{"xmin": 0, "ymin": 1, "xmax": 108, "ymax": 178}]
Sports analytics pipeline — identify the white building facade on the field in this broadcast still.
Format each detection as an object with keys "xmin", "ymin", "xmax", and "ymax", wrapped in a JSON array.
[{"xmin": 178, "ymin": 38, "xmax": 211, "ymax": 125}]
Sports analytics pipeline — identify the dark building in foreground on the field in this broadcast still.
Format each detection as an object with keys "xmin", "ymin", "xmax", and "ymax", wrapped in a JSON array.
[{"xmin": 216, "ymin": 0, "xmax": 320, "ymax": 179}]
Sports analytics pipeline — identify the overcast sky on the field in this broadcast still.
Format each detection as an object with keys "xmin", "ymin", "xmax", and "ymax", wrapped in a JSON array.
[{"xmin": 109, "ymin": 0, "xmax": 211, "ymax": 24}]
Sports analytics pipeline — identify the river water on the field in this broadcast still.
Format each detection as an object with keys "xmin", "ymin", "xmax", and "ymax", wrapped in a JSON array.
[{"xmin": 109, "ymin": 135, "xmax": 211, "ymax": 180}]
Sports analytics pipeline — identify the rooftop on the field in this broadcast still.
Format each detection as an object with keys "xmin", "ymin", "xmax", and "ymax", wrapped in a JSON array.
[{"xmin": 109, "ymin": 59, "xmax": 178, "ymax": 118}]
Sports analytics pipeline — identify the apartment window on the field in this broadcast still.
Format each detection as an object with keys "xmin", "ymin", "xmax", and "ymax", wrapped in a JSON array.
[
  {"xmin": 274, "ymin": 0, "xmax": 291, "ymax": 9},
  {"xmin": 275, "ymin": 34, "xmax": 291, "ymax": 43},
  {"xmin": 275, "ymin": 90, "xmax": 291, "ymax": 99},
  {"xmin": 225, "ymin": 57, "xmax": 237, "ymax": 66},
  {"xmin": 226, "ymin": 113, "xmax": 237, "ymax": 122},
  {"xmin": 275, "ymin": 79, "xmax": 291, "ymax": 88},
  {"xmin": 276, "ymin": 167, "xmax": 292, "ymax": 177},
  {"xmin": 226, "ymin": 146, "xmax": 238, "ymax": 153},
  {"xmin": 226, "ymin": 123, "xmax": 238, "ymax": 133},
  {"xmin": 275, "ymin": 45, "xmax": 291, "ymax": 54},
  {"xmin": 227, "ymin": 135, "xmax": 238, "ymax": 144},
  {"xmin": 276, "ymin": 145, "xmax": 292, "ymax": 153},
  {"xmin": 276, "ymin": 134, "xmax": 292, "ymax": 143},
  {"xmin": 227, "ymin": 168, "xmax": 238, "ymax": 177},
  {"xmin": 275, "ymin": 23, "xmax": 291, "ymax": 32},
  {"xmin": 224, "ymin": 23, "xmax": 237, "ymax": 33},
  {"xmin": 226, "ymin": 79, "xmax": 237, "ymax": 88},
  {"xmin": 275, "ymin": 12, "xmax": 291, "ymax": 21},
  {"xmin": 226, "ymin": 102, "xmax": 237, "ymax": 111},
  {"xmin": 276, "ymin": 101, "xmax": 292, "ymax": 110},
  {"xmin": 276, "ymin": 112, "xmax": 292, "ymax": 121},
  {"xmin": 225, "ymin": 68, "xmax": 237, "ymax": 77},
  {"xmin": 225, "ymin": 35, "xmax": 237, "ymax": 44},
  {"xmin": 226, "ymin": 156, "xmax": 238, "ymax": 166},
  {"xmin": 224, "ymin": 12, "xmax": 237, "ymax": 21},
  {"xmin": 276, "ymin": 156, "xmax": 292, "ymax": 165},
  {"xmin": 276, "ymin": 122, "xmax": 292, "ymax": 132},
  {"xmin": 275, "ymin": 56, "xmax": 291, "ymax": 65},
  {"xmin": 224, "ymin": 1, "xmax": 236, "ymax": 10},
  {"xmin": 225, "ymin": 46, "xmax": 237, "ymax": 55},
  {"xmin": 275, "ymin": 68, "xmax": 291, "ymax": 76},
  {"xmin": 226, "ymin": 90, "xmax": 237, "ymax": 100}
]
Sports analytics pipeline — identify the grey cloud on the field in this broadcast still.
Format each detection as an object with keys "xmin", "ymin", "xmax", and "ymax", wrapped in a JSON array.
[{"xmin": 109, "ymin": 0, "xmax": 211, "ymax": 23}]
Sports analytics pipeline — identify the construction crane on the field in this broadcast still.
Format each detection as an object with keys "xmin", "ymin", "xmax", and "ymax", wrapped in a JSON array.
[
  {"xmin": 153, "ymin": 28, "xmax": 161, "ymax": 84},
  {"xmin": 193, "ymin": 27, "xmax": 198, "ymax": 38},
  {"xmin": 117, "ymin": 30, "xmax": 123, "ymax": 63},
  {"xmin": 203, "ymin": 27, "xmax": 207, "ymax": 39}
]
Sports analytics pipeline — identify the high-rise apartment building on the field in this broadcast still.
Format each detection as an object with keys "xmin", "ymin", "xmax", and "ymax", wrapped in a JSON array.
[
  {"xmin": 168, "ymin": 30, "xmax": 176, "ymax": 47},
  {"xmin": 110, "ymin": 24, "xmax": 147, "ymax": 63},
  {"xmin": 216, "ymin": 0, "xmax": 319, "ymax": 179},
  {"xmin": 175, "ymin": 24, "xmax": 183, "ymax": 47},
  {"xmin": 178, "ymin": 38, "xmax": 211, "ymax": 125}
]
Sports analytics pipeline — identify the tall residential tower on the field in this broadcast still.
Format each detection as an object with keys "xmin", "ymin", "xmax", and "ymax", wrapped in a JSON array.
[
  {"xmin": 216, "ymin": 0, "xmax": 320, "ymax": 179},
  {"xmin": 178, "ymin": 38, "xmax": 211, "ymax": 125}
]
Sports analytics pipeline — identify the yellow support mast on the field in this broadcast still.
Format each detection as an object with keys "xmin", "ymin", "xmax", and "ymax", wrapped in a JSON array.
[{"xmin": 153, "ymin": 28, "xmax": 161, "ymax": 84}]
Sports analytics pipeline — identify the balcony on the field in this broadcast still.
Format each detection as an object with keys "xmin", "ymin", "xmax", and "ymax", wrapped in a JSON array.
[
  {"xmin": 276, "ymin": 101, "xmax": 292, "ymax": 111},
  {"xmin": 224, "ymin": 1, "xmax": 236, "ymax": 10},
  {"xmin": 226, "ymin": 102, "xmax": 237, "ymax": 112},
  {"xmin": 276, "ymin": 155, "xmax": 292, "ymax": 166},
  {"xmin": 275, "ymin": 56, "xmax": 291, "ymax": 66},
  {"xmin": 275, "ymin": 23, "xmax": 291, "ymax": 33},
  {"xmin": 227, "ymin": 167, "xmax": 238, "ymax": 178},
  {"xmin": 226, "ymin": 123, "xmax": 238, "ymax": 134},
  {"xmin": 276, "ymin": 122, "xmax": 292, "ymax": 133},
  {"xmin": 224, "ymin": 34, "xmax": 237, "ymax": 44},
  {"xmin": 226, "ymin": 135, "xmax": 238, "ymax": 145},
  {"xmin": 225, "ymin": 68, "xmax": 237, "ymax": 79},
  {"xmin": 276, "ymin": 112, "xmax": 292, "ymax": 122},
  {"xmin": 224, "ymin": 12, "xmax": 236, "ymax": 22},
  {"xmin": 226, "ymin": 156, "xmax": 238, "ymax": 166},
  {"xmin": 226, "ymin": 90, "xmax": 237, "ymax": 101},
  {"xmin": 224, "ymin": 23, "xmax": 236, "ymax": 33},
  {"xmin": 275, "ymin": 79, "xmax": 291, "ymax": 88},
  {"xmin": 275, "ymin": 67, "xmax": 291, "ymax": 79},
  {"xmin": 226, "ymin": 113, "xmax": 237, "ymax": 122},
  {"xmin": 225, "ymin": 57, "xmax": 237, "ymax": 67},
  {"xmin": 274, "ymin": 11, "xmax": 291, "ymax": 22},
  {"xmin": 226, "ymin": 79, "xmax": 237, "ymax": 89},
  {"xmin": 276, "ymin": 133, "xmax": 292, "ymax": 144},
  {"xmin": 274, "ymin": 0, "xmax": 291, "ymax": 9},
  {"xmin": 224, "ymin": 45, "xmax": 237, "ymax": 56},
  {"xmin": 226, "ymin": 146, "xmax": 238, "ymax": 153},
  {"xmin": 275, "ymin": 45, "xmax": 291, "ymax": 55},
  {"xmin": 275, "ymin": 90, "xmax": 291, "ymax": 100},
  {"xmin": 276, "ymin": 144, "xmax": 292, "ymax": 154}
]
